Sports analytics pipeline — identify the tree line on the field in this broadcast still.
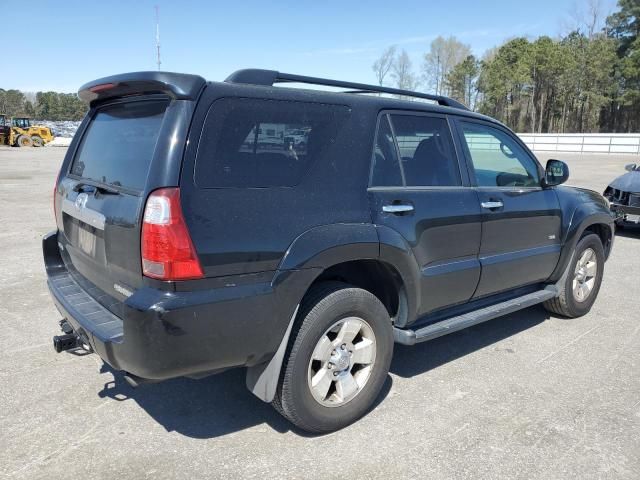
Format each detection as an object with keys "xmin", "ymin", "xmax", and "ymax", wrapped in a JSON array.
[
  {"xmin": 372, "ymin": 0, "xmax": 640, "ymax": 133},
  {"xmin": 0, "ymin": 89, "xmax": 87, "ymax": 121}
]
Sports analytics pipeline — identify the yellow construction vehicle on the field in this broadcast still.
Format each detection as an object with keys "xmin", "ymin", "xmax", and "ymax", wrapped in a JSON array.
[{"xmin": 0, "ymin": 114, "xmax": 55, "ymax": 147}]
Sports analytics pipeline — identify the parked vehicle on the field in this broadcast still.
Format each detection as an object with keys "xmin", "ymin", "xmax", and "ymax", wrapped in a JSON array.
[
  {"xmin": 45, "ymin": 69, "xmax": 615, "ymax": 433},
  {"xmin": 0, "ymin": 114, "xmax": 55, "ymax": 147},
  {"xmin": 603, "ymin": 163, "xmax": 640, "ymax": 227}
]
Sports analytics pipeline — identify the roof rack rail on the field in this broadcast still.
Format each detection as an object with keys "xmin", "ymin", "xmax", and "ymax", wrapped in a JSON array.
[{"xmin": 224, "ymin": 69, "xmax": 469, "ymax": 110}]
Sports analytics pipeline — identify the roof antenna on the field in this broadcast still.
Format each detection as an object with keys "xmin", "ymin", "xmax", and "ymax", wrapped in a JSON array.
[{"xmin": 155, "ymin": 5, "xmax": 161, "ymax": 71}]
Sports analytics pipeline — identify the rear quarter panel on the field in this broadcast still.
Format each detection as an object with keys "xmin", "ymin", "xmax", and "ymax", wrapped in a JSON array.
[{"xmin": 179, "ymin": 83, "xmax": 376, "ymax": 277}]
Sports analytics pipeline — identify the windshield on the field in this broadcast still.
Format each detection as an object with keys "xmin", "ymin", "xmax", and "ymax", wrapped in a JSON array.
[
  {"xmin": 70, "ymin": 100, "xmax": 168, "ymax": 191},
  {"xmin": 12, "ymin": 118, "xmax": 30, "ymax": 128}
]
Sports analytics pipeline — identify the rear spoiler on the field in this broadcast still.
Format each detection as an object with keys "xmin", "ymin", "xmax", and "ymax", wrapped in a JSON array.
[{"xmin": 78, "ymin": 71, "xmax": 207, "ymax": 105}]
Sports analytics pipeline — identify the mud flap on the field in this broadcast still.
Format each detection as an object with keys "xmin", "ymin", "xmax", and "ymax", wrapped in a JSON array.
[{"xmin": 246, "ymin": 305, "xmax": 299, "ymax": 402}]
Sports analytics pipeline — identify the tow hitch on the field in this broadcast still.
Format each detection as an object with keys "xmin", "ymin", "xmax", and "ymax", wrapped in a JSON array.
[
  {"xmin": 53, "ymin": 333, "xmax": 78, "ymax": 353},
  {"xmin": 53, "ymin": 319, "xmax": 91, "ymax": 353}
]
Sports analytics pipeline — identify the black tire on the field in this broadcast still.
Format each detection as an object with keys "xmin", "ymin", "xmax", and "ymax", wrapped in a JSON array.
[
  {"xmin": 272, "ymin": 282, "xmax": 393, "ymax": 433},
  {"xmin": 31, "ymin": 136, "xmax": 43, "ymax": 147},
  {"xmin": 16, "ymin": 135, "xmax": 33, "ymax": 147},
  {"xmin": 544, "ymin": 233, "xmax": 605, "ymax": 318}
]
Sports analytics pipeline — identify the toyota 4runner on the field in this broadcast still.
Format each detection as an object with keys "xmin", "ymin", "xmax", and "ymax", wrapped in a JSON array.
[{"xmin": 45, "ymin": 69, "xmax": 615, "ymax": 433}]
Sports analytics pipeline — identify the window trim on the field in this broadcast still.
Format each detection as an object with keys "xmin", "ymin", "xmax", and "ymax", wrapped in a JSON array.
[
  {"xmin": 368, "ymin": 114, "xmax": 406, "ymax": 188},
  {"xmin": 368, "ymin": 109, "xmax": 469, "ymax": 190},
  {"xmin": 451, "ymin": 117, "xmax": 545, "ymax": 190},
  {"xmin": 385, "ymin": 113, "xmax": 408, "ymax": 186}
]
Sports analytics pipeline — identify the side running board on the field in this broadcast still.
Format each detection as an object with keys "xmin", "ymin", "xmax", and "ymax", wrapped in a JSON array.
[{"xmin": 394, "ymin": 288, "xmax": 557, "ymax": 346}]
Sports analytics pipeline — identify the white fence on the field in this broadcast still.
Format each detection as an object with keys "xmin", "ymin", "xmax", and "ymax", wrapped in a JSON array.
[{"xmin": 517, "ymin": 133, "xmax": 640, "ymax": 155}]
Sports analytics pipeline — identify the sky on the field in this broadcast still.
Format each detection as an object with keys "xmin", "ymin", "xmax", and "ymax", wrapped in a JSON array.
[{"xmin": 3, "ymin": 0, "xmax": 616, "ymax": 93}]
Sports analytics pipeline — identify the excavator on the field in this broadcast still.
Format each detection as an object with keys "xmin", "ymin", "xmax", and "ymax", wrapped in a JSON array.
[{"xmin": 0, "ymin": 114, "xmax": 55, "ymax": 147}]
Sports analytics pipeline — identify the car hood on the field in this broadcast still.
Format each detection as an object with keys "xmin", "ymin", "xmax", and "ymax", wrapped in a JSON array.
[{"xmin": 608, "ymin": 171, "xmax": 640, "ymax": 193}]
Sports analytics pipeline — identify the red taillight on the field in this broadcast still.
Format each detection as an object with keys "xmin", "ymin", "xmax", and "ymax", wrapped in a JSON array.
[{"xmin": 141, "ymin": 188, "xmax": 204, "ymax": 281}]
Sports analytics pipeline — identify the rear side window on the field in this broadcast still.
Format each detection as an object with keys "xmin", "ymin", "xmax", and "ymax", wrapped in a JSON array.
[
  {"xmin": 70, "ymin": 100, "xmax": 168, "ymax": 191},
  {"xmin": 389, "ymin": 114, "xmax": 461, "ymax": 187},
  {"xmin": 195, "ymin": 98, "xmax": 349, "ymax": 188}
]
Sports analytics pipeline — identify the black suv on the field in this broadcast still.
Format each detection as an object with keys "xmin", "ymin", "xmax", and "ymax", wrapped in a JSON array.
[{"xmin": 45, "ymin": 69, "xmax": 614, "ymax": 433}]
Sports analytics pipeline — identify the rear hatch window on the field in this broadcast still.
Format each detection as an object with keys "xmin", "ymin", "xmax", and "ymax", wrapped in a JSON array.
[
  {"xmin": 71, "ymin": 100, "xmax": 168, "ymax": 191},
  {"xmin": 60, "ymin": 99, "xmax": 169, "ymax": 305}
]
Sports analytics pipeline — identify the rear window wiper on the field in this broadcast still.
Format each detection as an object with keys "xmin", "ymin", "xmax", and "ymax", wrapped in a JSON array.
[{"xmin": 73, "ymin": 182, "xmax": 120, "ymax": 195}]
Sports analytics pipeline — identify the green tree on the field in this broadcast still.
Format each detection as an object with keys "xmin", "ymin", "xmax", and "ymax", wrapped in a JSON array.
[
  {"xmin": 445, "ymin": 55, "xmax": 479, "ymax": 108},
  {"xmin": 606, "ymin": 0, "xmax": 640, "ymax": 131},
  {"xmin": 477, "ymin": 37, "xmax": 532, "ymax": 131},
  {"xmin": 33, "ymin": 91, "xmax": 87, "ymax": 121},
  {"xmin": 0, "ymin": 89, "xmax": 27, "ymax": 116},
  {"xmin": 476, "ymin": 32, "xmax": 617, "ymax": 133}
]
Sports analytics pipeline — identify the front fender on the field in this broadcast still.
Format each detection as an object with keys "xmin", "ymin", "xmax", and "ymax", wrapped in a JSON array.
[{"xmin": 549, "ymin": 187, "xmax": 614, "ymax": 281}]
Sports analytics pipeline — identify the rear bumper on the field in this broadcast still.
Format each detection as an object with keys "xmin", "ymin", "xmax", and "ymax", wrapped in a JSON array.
[
  {"xmin": 48, "ymin": 269, "xmax": 124, "ymax": 366},
  {"xmin": 43, "ymin": 231, "xmax": 305, "ymax": 381}
]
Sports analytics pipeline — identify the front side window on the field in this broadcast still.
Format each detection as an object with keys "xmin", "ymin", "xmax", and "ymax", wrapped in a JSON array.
[
  {"xmin": 461, "ymin": 122, "xmax": 540, "ymax": 187},
  {"xmin": 196, "ymin": 98, "xmax": 349, "ymax": 188},
  {"xmin": 389, "ymin": 114, "xmax": 461, "ymax": 187}
]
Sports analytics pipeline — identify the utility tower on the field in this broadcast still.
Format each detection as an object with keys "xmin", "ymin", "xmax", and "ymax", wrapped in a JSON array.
[{"xmin": 155, "ymin": 5, "xmax": 161, "ymax": 71}]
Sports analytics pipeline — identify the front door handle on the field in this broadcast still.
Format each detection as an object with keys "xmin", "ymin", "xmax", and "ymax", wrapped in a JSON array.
[
  {"xmin": 481, "ymin": 201, "xmax": 504, "ymax": 209},
  {"xmin": 382, "ymin": 204, "xmax": 414, "ymax": 214}
]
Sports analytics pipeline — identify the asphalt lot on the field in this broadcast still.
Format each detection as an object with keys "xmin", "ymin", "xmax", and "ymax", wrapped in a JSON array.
[{"xmin": 1, "ymin": 146, "xmax": 638, "ymax": 479}]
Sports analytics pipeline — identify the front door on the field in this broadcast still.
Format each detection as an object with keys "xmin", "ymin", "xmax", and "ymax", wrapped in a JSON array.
[
  {"xmin": 369, "ymin": 112, "xmax": 482, "ymax": 317},
  {"xmin": 455, "ymin": 119, "xmax": 562, "ymax": 299}
]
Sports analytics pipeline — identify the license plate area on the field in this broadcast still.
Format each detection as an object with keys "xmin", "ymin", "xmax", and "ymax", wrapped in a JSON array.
[
  {"xmin": 61, "ymin": 214, "xmax": 106, "ymax": 265},
  {"xmin": 78, "ymin": 225, "xmax": 97, "ymax": 256}
]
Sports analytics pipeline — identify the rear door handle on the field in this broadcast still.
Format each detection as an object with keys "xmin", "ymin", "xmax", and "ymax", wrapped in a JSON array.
[
  {"xmin": 481, "ymin": 201, "xmax": 503, "ymax": 209},
  {"xmin": 382, "ymin": 204, "xmax": 414, "ymax": 214}
]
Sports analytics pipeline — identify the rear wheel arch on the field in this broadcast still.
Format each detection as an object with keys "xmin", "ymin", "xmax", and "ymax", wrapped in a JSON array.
[
  {"xmin": 271, "ymin": 281, "xmax": 394, "ymax": 432},
  {"xmin": 277, "ymin": 223, "xmax": 379, "ymax": 271},
  {"xmin": 246, "ymin": 258, "xmax": 407, "ymax": 403},
  {"xmin": 308, "ymin": 259, "xmax": 407, "ymax": 325}
]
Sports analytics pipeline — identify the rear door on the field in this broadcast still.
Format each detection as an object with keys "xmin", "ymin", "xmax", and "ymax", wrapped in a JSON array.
[
  {"xmin": 56, "ymin": 98, "xmax": 171, "ymax": 300},
  {"xmin": 455, "ymin": 119, "xmax": 562, "ymax": 298},
  {"xmin": 369, "ymin": 112, "xmax": 482, "ymax": 317}
]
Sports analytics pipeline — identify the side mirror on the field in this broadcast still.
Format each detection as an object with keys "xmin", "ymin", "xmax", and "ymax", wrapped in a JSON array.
[
  {"xmin": 543, "ymin": 159, "xmax": 569, "ymax": 187},
  {"xmin": 625, "ymin": 163, "xmax": 637, "ymax": 172}
]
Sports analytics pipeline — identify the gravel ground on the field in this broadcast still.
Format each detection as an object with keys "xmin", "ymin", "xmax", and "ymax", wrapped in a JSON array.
[{"xmin": 0, "ymin": 146, "xmax": 638, "ymax": 480}]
